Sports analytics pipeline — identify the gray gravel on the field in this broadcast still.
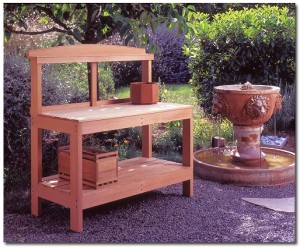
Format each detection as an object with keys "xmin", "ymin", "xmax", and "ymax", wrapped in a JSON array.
[{"xmin": 4, "ymin": 178, "xmax": 295, "ymax": 243}]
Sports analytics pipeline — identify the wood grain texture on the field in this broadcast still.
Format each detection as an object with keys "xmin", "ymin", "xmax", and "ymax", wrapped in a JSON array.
[
  {"xmin": 142, "ymin": 125, "xmax": 152, "ymax": 158},
  {"xmin": 39, "ymin": 157, "xmax": 191, "ymax": 209},
  {"xmin": 58, "ymin": 146, "xmax": 118, "ymax": 189},
  {"xmin": 29, "ymin": 44, "xmax": 193, "ymax": 232},
  {"xmin": 42, "ymin": 102, "xmax": 192, "ymax": 122},
  {"xmin": 30, "ymin": 58, "xmax": 42, "ymax": 115},
  {"xmin": 28, "ymin": 44, "xmax": 152, "ymax": 57},
  {"xmin": 142, "ymin": 60, "xmax": 152, "ymax": 82},
  {"xmin": 41, "ymin": 98, "xmax": 131, "ymax": 112},
  {"xmin": 27, "ymin": 45, "xmax": 154, "ymax": 63},
  {"xmin": 90, "ymin": 62, "xmax": 98, "ymax": 106},
  {"xmin": 182, "ymin": 118, "xmax": 194, "ymax": 197},
  {"xmin": 31, "ymin": 125, "xmax": 42, "ymax": 216},
  {"xmin": 70, "ymin": 123, "xmax": 83, "ymax": 232},
  {"xmin": 34, "ymin": 115, "xmax": 77, "ymax": 134}
]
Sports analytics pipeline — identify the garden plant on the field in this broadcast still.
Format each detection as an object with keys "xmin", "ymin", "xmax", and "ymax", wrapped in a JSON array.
[
  {"xmin": 184, "ymin": 5, "xmax": 295, "ymax": 115},
  {"xmin": 3, "ymin": 3, "xmax": 296, "ymax": 242}
]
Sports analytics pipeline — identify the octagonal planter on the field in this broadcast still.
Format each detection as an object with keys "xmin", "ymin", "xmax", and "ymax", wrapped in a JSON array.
[{"xmin": 130, "ymin": 82, "xmax": 159, "ymax": 104}]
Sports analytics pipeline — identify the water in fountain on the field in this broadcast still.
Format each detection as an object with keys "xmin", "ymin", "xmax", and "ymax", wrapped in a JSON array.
[{"xmin": 194, "ymin": 147, "xmax": 294, "ymax": 170}]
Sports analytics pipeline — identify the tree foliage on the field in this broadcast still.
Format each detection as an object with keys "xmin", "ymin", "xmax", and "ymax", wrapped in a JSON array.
[{"xmin": 4, "ymin": 3, "xmax": 194, "ymax": 51}]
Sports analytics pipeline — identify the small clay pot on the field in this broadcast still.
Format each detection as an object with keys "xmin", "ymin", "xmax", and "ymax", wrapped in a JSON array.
[
  {"xmin": 211, "ymin": 136, "xmax": 225, "ymax": 148},
  {"xmin": 130, "ymin": 82, "xmax": 159, "ymax": 104}
]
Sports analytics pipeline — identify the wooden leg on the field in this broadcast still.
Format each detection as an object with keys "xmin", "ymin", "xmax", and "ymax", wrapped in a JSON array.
[
  {"xmin": 183, "ymin": 180, "xmax": 193, "ymax": 197},
  {"xmin": 141, "ymin": 60, "xmax": 152, "ymax": 158},
  {"xmin": 31, "ymin": 125, "xmax": 42, "ymax": 216},
  {"xmin": 70, "ymin": 206, "xmax": 83, "ymax": 233},
  {"xmin": 182, "ymin": 118, "xmax": 193, "ymax": 197},
  {"xmin": 142, "ymin": 125, "xmax": 152, "ymax": 158},
  {"xmin": 70, "ymin": 125, "xmax": 83, "ymax": 232}
]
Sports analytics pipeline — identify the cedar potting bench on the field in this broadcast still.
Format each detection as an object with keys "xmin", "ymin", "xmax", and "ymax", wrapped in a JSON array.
[{"xmin": 28, "ymin": 44, "xmax": 193, "ymax": 232}]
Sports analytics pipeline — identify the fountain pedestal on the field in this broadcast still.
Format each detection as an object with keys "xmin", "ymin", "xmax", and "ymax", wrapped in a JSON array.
[{"xmin": 232, "ymin": 125, "xmax": 266, "ymax": 166}]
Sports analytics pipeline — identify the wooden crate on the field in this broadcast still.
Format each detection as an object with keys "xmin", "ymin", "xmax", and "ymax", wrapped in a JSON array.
[{"xmin": 58, "ymin": 146, "xmax": 118, "ymax": 189}]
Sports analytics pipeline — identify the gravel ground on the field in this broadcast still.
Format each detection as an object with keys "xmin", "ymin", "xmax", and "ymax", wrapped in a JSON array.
[
  {"xmin": 4, "ymin": 132, "xmax": 296, "ymax": 243},
  {"xmin": 4, "ymin": 178, "xmax": 295, "ymax": 243}
]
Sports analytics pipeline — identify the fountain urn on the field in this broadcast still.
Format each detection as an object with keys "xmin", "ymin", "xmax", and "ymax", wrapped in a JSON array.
[{"xmin": 212, "ymin": 82, "xmax": 282, "ymax": 166}]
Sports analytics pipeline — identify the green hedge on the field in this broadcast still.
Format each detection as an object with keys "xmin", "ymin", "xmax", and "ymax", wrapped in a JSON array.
[{"xmin": 184, "ymin": 5, "xmax": 296, "ymax": 112}]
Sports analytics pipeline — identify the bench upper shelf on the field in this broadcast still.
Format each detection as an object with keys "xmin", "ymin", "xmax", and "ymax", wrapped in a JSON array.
[
  {"xmin": 42, "ymin": 102, "xmax": 192, "ymax": 123},
  {"xmin": 27, "ymin": 44, "xmax": 154, "ymax": 64}
]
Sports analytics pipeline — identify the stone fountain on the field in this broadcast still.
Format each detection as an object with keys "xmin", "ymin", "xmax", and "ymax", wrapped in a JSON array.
[{"xmin": 194, "ymin": 82, "xmax": 295, "ymax": 186}]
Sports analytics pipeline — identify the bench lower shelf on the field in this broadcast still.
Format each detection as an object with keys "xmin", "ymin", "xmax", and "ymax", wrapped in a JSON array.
[{"xmin": 38, "ymin": 157, "xmax": 192, "ymax": 210}]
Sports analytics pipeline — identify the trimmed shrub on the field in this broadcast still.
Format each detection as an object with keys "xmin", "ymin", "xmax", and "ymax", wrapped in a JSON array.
[
  {"xmin": 101, "ymin": 34, "xmax": 142, "ymax": 88},
  {"xmin": 152, "ymin": 23, "xmax": 191, "ymax": 84},
  {"xmin": 184, "ymin": 5, "xmax": 296, "ymax": 113},
  {"xmin": 107, "ymin": 24, "xmax": 191, "ymax": 87},
  {"xmin": 45, "ymin": 62, "xmax": 115, "ymax": 101},
  {"xmin": 111, "ymin": 61, "xmax": 141, "ymax": 88}
]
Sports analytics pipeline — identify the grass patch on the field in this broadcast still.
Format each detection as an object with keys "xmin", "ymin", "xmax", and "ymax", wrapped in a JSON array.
[
  {"xmin": 164, "ymin": 84, "xmax": 194, "ymax": 100},
  {"xmin": 115, "ymin": 84, "xmax": 197, "ymax": 105},
  {"xmin": 161, "ymin": 84, "xmax": 197, "ymax": 105},
  {"xmin": 115, "ymin": 86, "xmax": 131, "ymax": 98}
]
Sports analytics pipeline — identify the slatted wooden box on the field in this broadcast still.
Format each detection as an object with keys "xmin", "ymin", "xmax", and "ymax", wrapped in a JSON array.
[{"xmin": 58, "ymin": 146, "xmax": 118, "ymax": 189}]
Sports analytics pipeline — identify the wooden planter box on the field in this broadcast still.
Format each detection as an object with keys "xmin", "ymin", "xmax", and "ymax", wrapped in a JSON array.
[
  {"xmin": 58, "ymin": 146, "xmax": 118, "ymax": 189},
  {"xmin": 130, "ymin": 82, "xmax": 159, "ymax": 104}
]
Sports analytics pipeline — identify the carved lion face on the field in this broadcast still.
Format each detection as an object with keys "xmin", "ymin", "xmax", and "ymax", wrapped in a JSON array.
[{"xmin": 245, "ymin": 95, "xmax": 270, "ymax": 120}]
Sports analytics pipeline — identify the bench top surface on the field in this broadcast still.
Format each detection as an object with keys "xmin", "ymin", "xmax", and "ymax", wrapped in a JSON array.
[{"xmin": 41, "ymin": 102, "xmax": 192, "ymax": 122}]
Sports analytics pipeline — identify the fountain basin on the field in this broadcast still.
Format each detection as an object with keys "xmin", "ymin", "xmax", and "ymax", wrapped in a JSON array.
[
  {"xmin": 194, "ymin": 147, "xmax": 295, "ymax": 186},
  {"xmin": 213, "ymin": 84, "xmax": 281, "ymax": 126}
]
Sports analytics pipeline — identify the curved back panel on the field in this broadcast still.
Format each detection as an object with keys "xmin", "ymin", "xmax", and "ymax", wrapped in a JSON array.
[{"xmin": 27, "ymin": 44, "xmax": 154, "ymax": 63}]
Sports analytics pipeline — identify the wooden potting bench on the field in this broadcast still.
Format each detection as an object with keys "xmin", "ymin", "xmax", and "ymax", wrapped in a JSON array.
[{"xmin": 28, "ymin": 44, "xmax": 193, "ymax": 232}]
